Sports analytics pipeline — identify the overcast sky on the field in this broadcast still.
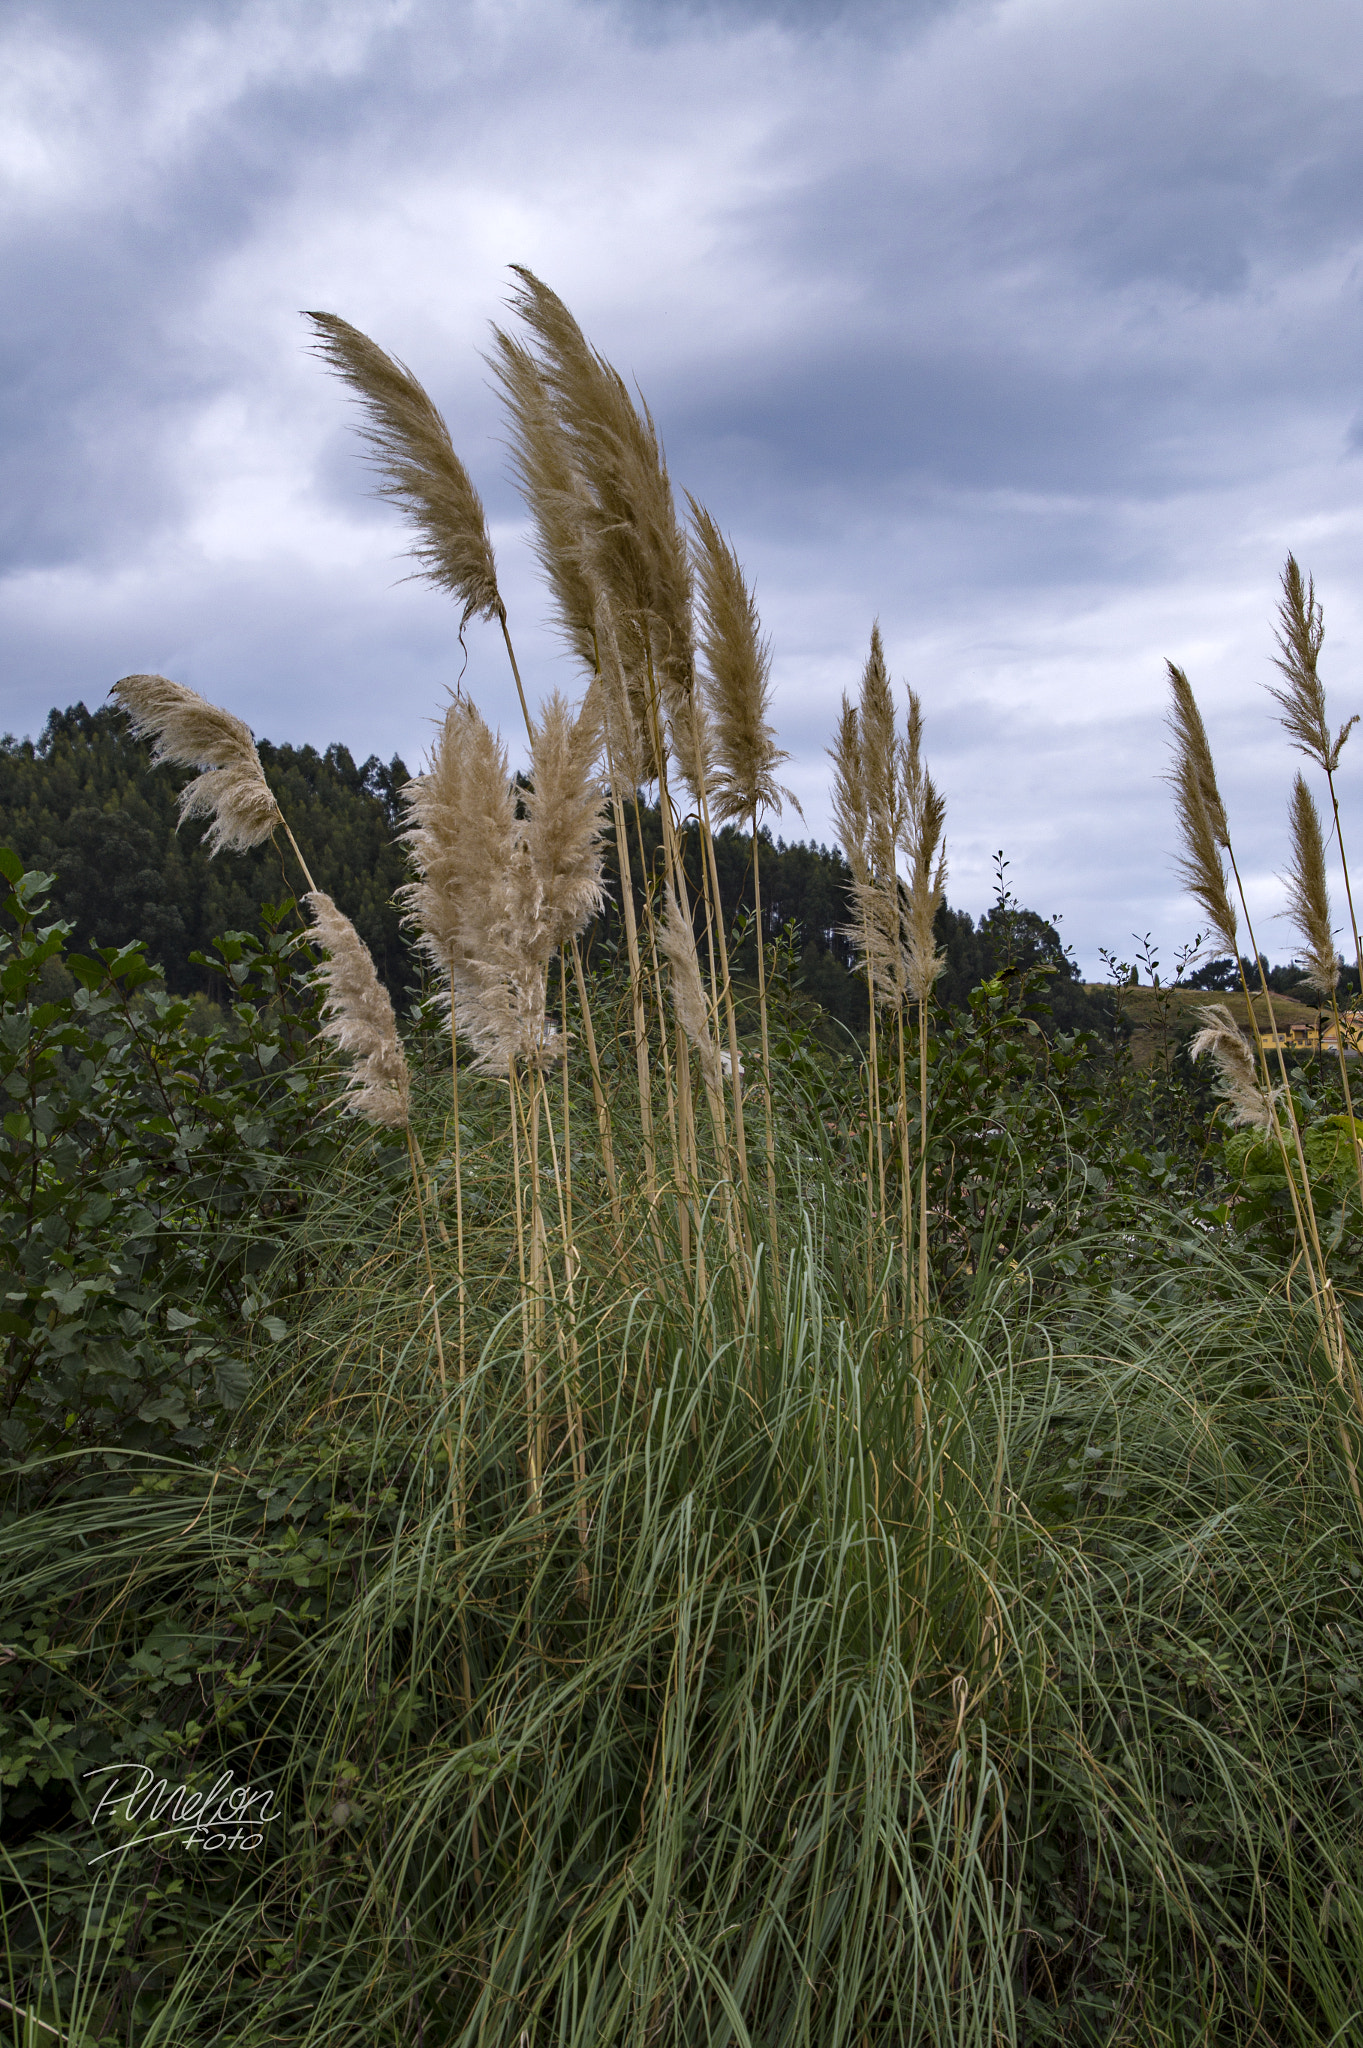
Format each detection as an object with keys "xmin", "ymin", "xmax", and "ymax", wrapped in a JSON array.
[{"xmin": 4, "ymin": 0, "xmax": 1363, "ymax": 972}]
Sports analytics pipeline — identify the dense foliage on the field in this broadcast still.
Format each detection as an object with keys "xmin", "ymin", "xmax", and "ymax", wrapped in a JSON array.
[
  {"xmin": 4, "ymin": 852, "xmax": 1363, "ymax": 2046},
  {"xmin": 0, "ymin": 704, "xmax": 411, "ymax": 996}
]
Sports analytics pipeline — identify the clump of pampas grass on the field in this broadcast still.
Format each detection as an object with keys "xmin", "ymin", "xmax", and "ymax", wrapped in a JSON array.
[{"xmin": 111, "ymin": 673, "xmax": 285, "ymax": 859}]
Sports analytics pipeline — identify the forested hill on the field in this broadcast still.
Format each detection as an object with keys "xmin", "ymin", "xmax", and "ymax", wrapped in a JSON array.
[
  {"xmin": 0, "ymin": 702, "xmax": 1106, "ymax": 1035},
  {"xmin": 0, "ymin": 704, "xmax": 409, "ymax": 995}
]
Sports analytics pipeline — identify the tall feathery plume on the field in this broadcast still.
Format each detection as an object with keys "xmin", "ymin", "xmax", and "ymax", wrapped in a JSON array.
[
  {"xmin": 498, "ymin": 268, "xmax": 695, "ymax": 734},
  {"xmin": 1269, "ymin": 554, "xmax": 1363, "ymax": 1019},
  {"xmin": 306, "ymin": 309, "xmax": 536, "ymax": 742},
  {"xmin": 521, "ymin": 689, "xmax": 607, "ymax": 959},
  {"xmin": 305, "ymin": 892, "xmax": 412, "ymax": 1128},
  {"xmin": 486, "ymin": 328, "xmax": 604, "ymax": 697},
  {"xmin": 1165, "ymin": 663, "xmax": 1239, "ymax": 960},
  {"xmin": 1189, "ymin": 1006, "xmax": 1279, "ymax": 1131},
  {"xmin": 1285, "ymin": 773, "xmax": 1339, "ymax": 999},
  {"xmin": 691, "ymin": 500, "xmax": 799, "ymax": 1253},
  {"xmin": 1282, "ymin": 773, "xmax": 1363, "ymax": 1221},
  {"xmin": 1270, "ymin": 555, "xmax": 1355, "ymax": 775},
  {"xmin": 306, "ymin": 314, "xmax": 501, "ymax": 634},
  {"xmin": 849, "ymin": 627, "xmax": 907, "ymax": 1011},
  {"xmin": 855, "ymin": 631, "xmax": 902, "ymax": 1257},
  {"xmin": 110, "ymin": 673, "xmax": 295, "ymax": 868}
]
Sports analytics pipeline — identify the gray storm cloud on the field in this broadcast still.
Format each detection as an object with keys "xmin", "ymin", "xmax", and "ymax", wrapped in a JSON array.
[{"xmin": 3, "ymin": 0, "xmax": 1363, "ymax": 970}]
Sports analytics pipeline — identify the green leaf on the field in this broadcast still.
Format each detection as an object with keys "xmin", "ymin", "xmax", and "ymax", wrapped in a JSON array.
[{"xmin": 213, "ymin": 1356, "xmax": 251, "ymax": 1409}]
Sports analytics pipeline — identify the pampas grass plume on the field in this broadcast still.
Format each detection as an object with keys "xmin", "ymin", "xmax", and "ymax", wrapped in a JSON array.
[
  {"xmin": 523, "ymin": 689, "xmax": 607, "ymax": 953},
  {"xmin": 1189, "ymin": 1004, "xmax": 1277, "ymax": 1131},
  {"xmin": 901, "ymin": 689, "xmax": 947, "ymax": 1002},
  {"xmin": 1285, "ymin": 771, "xmax": 1340, "ymax": 997},
  {"xmin": 306, "ymin": 891, "xmax": 411, "ymax": 1129},
  {"xmin": 830, "ymin": 694, "xmax": 869, "ymax": 890},
  {"xmin": 498, "ymin": 269, "xmax": 694, "ymax": 762},
  {"xmin": 690, "ymin": 499, "xmax": 797, "ymax": 827},
  {"xmin": 1166, "ymin": 662, "xmax": 1239, "ymax": 957},
  {"xmin": 111, "ymin": 673, "xmax": 282, "ymax": 855},
  {"xmin": 308, "ymin": 311, "xmax": 501, "ymax": 631},
  {"xmin": 1270, "ymin": 554, "xmax": 1356, "ymax": 775}
]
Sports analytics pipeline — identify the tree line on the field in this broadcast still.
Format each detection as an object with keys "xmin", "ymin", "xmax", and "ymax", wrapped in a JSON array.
[{"xmin": 1, "ymin": 701, "xmax": 1109, "ymax": 1036}]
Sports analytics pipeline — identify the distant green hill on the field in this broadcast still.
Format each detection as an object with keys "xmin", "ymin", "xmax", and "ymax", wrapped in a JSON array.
[
  {"xmin": 0, "ymin": 703, "xmax": 410, "ymax": 996},
  {"xmin": 1, "ymin": 701, "xmax": 1108, "ymax": 1036}
]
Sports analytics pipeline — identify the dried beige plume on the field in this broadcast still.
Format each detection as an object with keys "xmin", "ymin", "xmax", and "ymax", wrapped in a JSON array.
[
  {"xmin": 522, "ymin": 688, "xmax": 607, "ymax": 954},
  {"xmin": 497, "ymin": 269, "xmax": 693, "ymax": 769},
  {"xmin": 1270, "ymin": 554, "xmax": 1356, "ymax": 775},
  {"xmin": 847, "ymin": 628, "xmax": 906, "ymax": 1008},
  {"xmin": 830, "ymin": 693, "xmax": 869, "ymax": 890},
  {"xmin": 307, "ymin": 311, "xmax": 501, "ymax": 632},
  {"xmin": 1189, "ymin": 1003, "xmax": 1278, "ymax": 1131},
  {"xmin": 900, "ymin": 688, "xmax": 947, "ymax": 1002},
  {"xmin": 111, "ymin": 673, "xmax": 282, "ymax": 855},
  {"xmin": 402, "ymin": 691, "xmax": 604, "ymax": 1077},
  {"xmin": 689, "ymin": 499, "xmax": 799, "ymax": 828},
  {"xmin": 1166, "ymin": 662, "xmax": 1239, "ymax": 958},
  {"xmin": 306, "ymin": 891, "xmax": 411, "ymax": 1128},
  {"xmin": 659, "ymin": 883, "xmax": 724, "ymax": 1105},
  {"xmin": 487, "ymin": 327, "xmax": 599, "ymax": 678},
  {"xmin": 400, "ymin": 695, "xmax": 481, "ymax": 990},
  {"xmin": 1284, "ymin": 771, "xmax": 1339, "ymax": 998}
]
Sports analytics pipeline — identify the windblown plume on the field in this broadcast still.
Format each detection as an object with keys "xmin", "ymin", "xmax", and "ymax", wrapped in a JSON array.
[
  {"xmin": 690, "ymin": 499, "xmax": 798, "ymax": 827},
  {"xmin": 487, "ymin": 329, "xmax": 599, "ymax": 677},
  {"xmin": 830, "ymin": 694, "xmax": 869, "ymax": 888},
  {"xmin": 306, "ymin": 892, "xmax": 411, "ymax": 1128},
  {"xmin": 307, "ymin": 311, "xmax": 501, "ymax": 631},
  {"xmin": 901, "ymin": 689, "xmax": 947, "ymax": 1002},
  {"xmin": 844, "ymin": 627, "xmax": 906, "ymax": 1007},
  {"xmin": 401, "ymin": 691, "xmax": 604, "ymax": 1077},
  {"xmin": 1189, "ymin": 1004, "xmax": 1278, "ymax": 1131},
  {"xmin": 1166, "ymin": 662, "xmax": 1238, "ymax": 957},
  {"xmin": 1270, "ymin": 554, "xmax": 1356, "ymax": 774},
  {"xmin": 659, "ymin": 884, "xmax": 724, "ymax": 1104},
  {"xmin": 111, "ymin": 673, "xmax": 281, "ymax": 855},
  {"xmin": 860, "ymin": 625, "xmax": 901, "ymax": 881},
  {"xmin": 522, "ymin": 689, "xmax": 607, "ymax": 953},
  {"xmin": 1285, "ymin": 771, "xmax": 1340, "ymax": 997},
  {"xmin": 494, "ymin": 269, "xmax": 694, "ymax": 767},
  {"xmin": 400, "ymin": 695, "xmax": 483, "ymax": 986}
]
